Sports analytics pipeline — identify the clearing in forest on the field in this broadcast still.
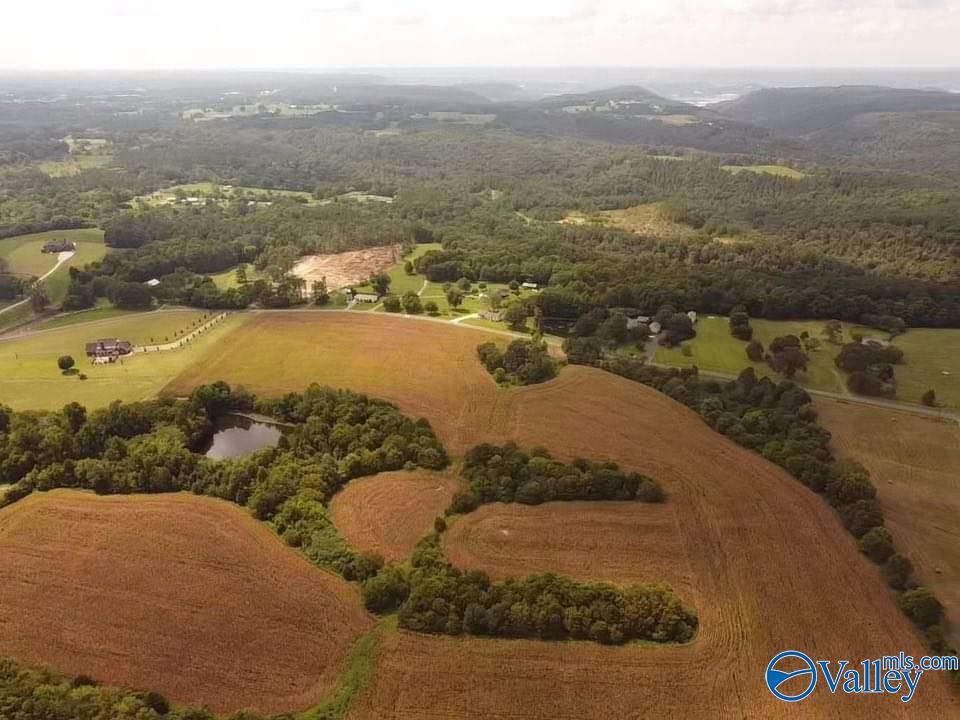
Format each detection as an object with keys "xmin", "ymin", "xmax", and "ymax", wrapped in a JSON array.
[
  {"xmin": 290, "ymin": 244, "xmax": 403, "ymax": 290},
  {"xmin": 330, "ymin": 470, "xmax": 461, "ymax": 562},
  {"xmin": 0, "ymin": 490, "xmax": 373, "ymax": 714},
  {"xmin": 164, "ymin": 311, "xmax": 956, "ymax": 720}
]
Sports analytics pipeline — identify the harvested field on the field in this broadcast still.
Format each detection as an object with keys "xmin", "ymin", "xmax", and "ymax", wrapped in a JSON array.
[
  {"xmin": 0, "ymin": 490, "xmax": 373, "ymax": 714},
  {"xmin": 166, "ymin": 312, "xmax": 957, "ymax": 719},
  {"xmin": 331, "ymin": 470, "xmax": 461, "ymax": 562},
  {"xmin": 290, "ymin": 244, "xmax": 402, "ymax": 290},
  {"xmin": 816, "ymin": 398, "xmax": 960, "ymax": 648},
  {"xmin": 444, "ymin": 501, "xmax": 694, "ymax": 591}
]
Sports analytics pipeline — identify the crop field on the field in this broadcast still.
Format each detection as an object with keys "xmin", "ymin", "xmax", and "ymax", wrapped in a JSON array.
[
  {"xmin": 330, "ymin": 470, "xmax": 462, "ymax": 562},
  {"xmin": 721, "ymin": 164, "xmax": 806, "ymax": 179},
  {"xmin": 291, "ymin": 245, "xmax": 403, "ymax": 291},
  {"xmin": 0, "ymin": 490, "xmax": 373, "ymax": 713},
  {"xmin": 165, "ymin": 311, "xmax": 956, "ymax": 719},
  {"xmin": 444, "ymin": 501, "xmax": 693, "ymax": 590},
  {"xmin": 0, "ymin": 310, "xmax": 248, "ymax": 410},
  {"xmin": 816, "ymin": 398, "xmax": 960, "ymax": 647}
]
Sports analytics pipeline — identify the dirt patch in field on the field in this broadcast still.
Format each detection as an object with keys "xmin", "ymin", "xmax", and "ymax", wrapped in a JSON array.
[
  {"xmin": 290, "ymin": 244, "xmax": 402, "ymax": 290},
  {"xmin": 165, "ymin": 312, "xmax": 958, "ymax": 719},
  {"xmin": 443, "ymin": 501, "xmax": 694, "ymax": 591},
  {"xmin": 816, "ymin": 398, "xmax": 960, "ymax": 648},
  {"xmin": 331, "ymin": 471, "xmax": 461, "ymax": 562},
  {"xmin": 0, "ymin": 490, "xmax": 373, "ymax": 714}
]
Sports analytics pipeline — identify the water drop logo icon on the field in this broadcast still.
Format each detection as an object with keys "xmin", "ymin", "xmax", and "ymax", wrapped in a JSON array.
[{"xmin": 766, "ymin": 650, "xmax": 817, "ymax": 702}]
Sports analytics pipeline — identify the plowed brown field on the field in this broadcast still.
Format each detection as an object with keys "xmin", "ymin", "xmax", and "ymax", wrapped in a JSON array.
[
  {"xmin": 817, "ymin": 398, "xmax": 960, "ymax": 648},
  {"xmin": 0, "ymin": 491, "xmax": 373, "ymax": 714},
  {"xmin": 444, "ymin": 501, "xmax": 693, "ymax": 590},
  {"xmin": 156, "ymin": 312, "xmax": 958, "ymax": 717},
  {"xmin": 330, "ymin": 470, "xmax": 461, "ymax": 561}
]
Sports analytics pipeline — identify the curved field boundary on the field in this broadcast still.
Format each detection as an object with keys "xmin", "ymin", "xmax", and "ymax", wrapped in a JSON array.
[
  {"xmin": 165, "ymin": 312, "xmax": 958, "ymax": 719},
  {"xmin": 0, "ymin": 490, "xmax": 373, "ymax": 714},
  {"xmin": 330, "ymin": 470, "xmax": 461, "ymax": 562}
]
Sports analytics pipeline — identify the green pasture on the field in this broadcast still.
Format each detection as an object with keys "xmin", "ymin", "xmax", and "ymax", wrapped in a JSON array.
[
  {"xmin": 721, "ymin": 164, "xmax": 805, "ymax": 179},
  {"xmin": 0, "ymin": 310, "xmax": 245, "ymax": 411}
]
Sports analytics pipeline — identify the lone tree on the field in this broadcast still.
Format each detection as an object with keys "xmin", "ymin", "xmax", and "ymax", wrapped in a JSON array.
[
  {"xmin": 57, "ymin": 355, "xmax": 75, "ymax": 373},
  {"xmin": 30, "ymin": 283, "xmax": 50, "ymax": 313},
  {"xmin": 921, "ymin": 389, "xmax": 937, "ymax": 407},
  {"xmin": 370, "ymin": 272, "xmax": 391, "ymax": 296},
  {"xmin": 745, "ymin": 339, "xmax": 764, "ymax": 362},
  {"xmin": 445, "ymin": 288, "xmax": 464, "ymax": 308}
]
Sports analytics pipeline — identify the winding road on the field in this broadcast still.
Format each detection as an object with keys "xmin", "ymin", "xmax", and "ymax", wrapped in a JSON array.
[{"xmin": 0, "ymin": 250, "xmax": 75, "ymax": 317}]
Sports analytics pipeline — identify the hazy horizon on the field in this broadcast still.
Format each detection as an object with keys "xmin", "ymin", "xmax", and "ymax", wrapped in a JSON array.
[{"xmin": 4, "ymin": 1, "xmax": 960, "ymax": 70}]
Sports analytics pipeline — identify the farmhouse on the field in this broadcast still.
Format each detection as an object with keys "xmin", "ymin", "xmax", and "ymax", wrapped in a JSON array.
[
  {"xmin": 144, "ymin": 278, "xmax": 161, "ymax": 287},
  {"xmin": 479, "ymin": 310, "xmax": 504, "ymax": 322},
  {"xmin": 521, "ymin": 281, "xmax": 539, "ymax": 290},
  {"xmin": 85, "ymin": 338, "xmax": 134, "ymax": 363},
  {"xmin": 41, "ymin": 239, "xmax": 76, "ymax": 254}
]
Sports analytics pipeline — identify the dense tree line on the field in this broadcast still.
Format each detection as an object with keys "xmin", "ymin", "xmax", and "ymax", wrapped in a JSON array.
[
  {"xmin": 449, "ymin": 443, "xmax": 664, "ymax": 513},
  {"xmin": 591, "ymin": 355, "xmax": 955, "ymax": 660},
  {"xmin": 476, "ymin": 339, "xmax": 556, "ymax": 386},
  {"xmin": 387, "ymin": 532, "xmax": 697, "ymax": 645}
]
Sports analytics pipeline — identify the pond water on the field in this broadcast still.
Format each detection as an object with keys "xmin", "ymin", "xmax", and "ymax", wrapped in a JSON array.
[{"xmin": 203, "ymin": 414, "xmax": 285, "ymax": 460}]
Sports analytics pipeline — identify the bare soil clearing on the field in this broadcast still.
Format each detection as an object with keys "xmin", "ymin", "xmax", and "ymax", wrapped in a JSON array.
[
  {"xmin": 0, "ymin": 491, "xmax": 373, "ymax": 714},
  {"xmin": 165, "ymin": 312, "xmax": 957, "ymax": 719},
  {"xmin": 817, "ymin": 398, "xmax": 960, "ymax": 648},
  {"xmin": 331, "ymin": 471, "xmax": 461, "ymax": 562},
  {"xmin": 290, "ymin": 244, "xmax": 402, "ymax": 290}
]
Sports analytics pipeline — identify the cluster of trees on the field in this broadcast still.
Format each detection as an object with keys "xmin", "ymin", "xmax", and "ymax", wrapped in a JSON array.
[
  {"xmin": 0, "ymin": 657, "xmax": 184, "ymax": 720},
  {"xmin": 835, "ymin": 341, "xmax": 905, "ymax": 397},
  {"xmin": 765, "ymin": 335, "xmax": 809, "ymax": 378},
  {"xmin": 0, "ymin": 383, "xmax": 447, "ymax": 525},
  {"xmin": 729, "ymin": 305, "xmax": 753, "ymax": 340},
  {"xmin": 0, "ymin": 259, "xmax": 30, "ymax": 301},
  {"xmin": 476, "ymin": 339, "xmax": 556, "ymax": 386},
  {"xmin": 449, "ymin": 443, "xmax": 664, "ymax": 513},
  {"xmin": 594, "ymin": 356, "xmax": 954, "ymax": 658},
  {"xmin": 381, "ymin": 532, "xmax": 698, "ymax": 645}
]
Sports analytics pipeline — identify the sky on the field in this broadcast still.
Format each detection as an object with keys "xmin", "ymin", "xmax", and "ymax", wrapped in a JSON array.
[{"xmin": 3, "ymin": 0, "xmax": 959, "ymax": 69}]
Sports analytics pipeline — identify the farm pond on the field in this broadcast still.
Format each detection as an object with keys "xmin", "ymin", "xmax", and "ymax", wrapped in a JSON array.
[{"xmin": 203, "ymin": 414, "xmax": 287, "ymax": 460}]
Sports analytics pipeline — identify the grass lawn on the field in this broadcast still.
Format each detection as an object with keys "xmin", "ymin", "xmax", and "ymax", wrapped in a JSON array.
[
  {"xmin": 208, "ymin": 263, "xmax": 268, "ymax": 290},
  {"xmin": 654, "ymin": 316, "xmax": 846, "ymax": 393},
  {"xmin": 721, "ymin": 164, "xmax": 805, "ymax": 179},
  {"xmin": 38, "ymin": 154, "xmax": 113, "ymax": 177},
  {"xmin": 0, "ymin": 229, "xmax": 107, "ymax": 331},
  {"xmin": 0, "ymin": 310, "xmax": 246, "ymax": 411},
  {"xmin": 33, "ymin": 302, "xmax": 138, "ymax": 332},
  {"xmin": 351, "ymin": 243, "xmax": 441, "ymax": 301},
  {"xmin": 890, "ymin": 329, "xmax": 960, "ymax": 410},
  {"xmin": 0, "ymin": 236, "xmax": 60, "ymax": 278}
]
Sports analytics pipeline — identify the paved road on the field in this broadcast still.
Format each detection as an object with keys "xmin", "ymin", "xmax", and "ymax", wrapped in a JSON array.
[{"xmin": 0, "ymin": 250, "xmax": 75, "ymax": 318}]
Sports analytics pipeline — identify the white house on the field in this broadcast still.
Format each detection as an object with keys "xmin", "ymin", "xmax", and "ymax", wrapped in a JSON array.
[
  {"xmin": 521, "ymin": 281, "xmax": 539, "ymax": 290},
  {"xmin": 352, "ymin": 292, "xmax": 380, "ymax": 303},
  {"xmin": 144, "ymin": 278, "xmax": 161, "ymax": 287},
  {"xmin": 649, "ymin": 321, "xmax": 662, "ymax": 334}
]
